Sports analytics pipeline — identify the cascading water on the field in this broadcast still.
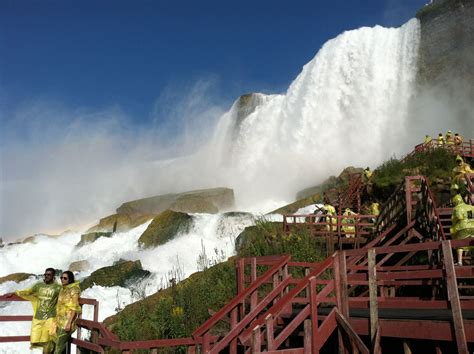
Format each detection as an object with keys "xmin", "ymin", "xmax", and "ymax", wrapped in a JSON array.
[{"xmin": 193, "ymin": 19, "xmax": 421, "ymax": 212}]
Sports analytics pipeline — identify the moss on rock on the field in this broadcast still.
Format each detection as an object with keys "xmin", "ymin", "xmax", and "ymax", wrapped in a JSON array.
[
  {"xmin": 138, "ymin": 210, "xmax": 193, "ymax": 249},
  {"xmin": 80, "ymin": 260, "xmax": 150, "ymax": 290}
]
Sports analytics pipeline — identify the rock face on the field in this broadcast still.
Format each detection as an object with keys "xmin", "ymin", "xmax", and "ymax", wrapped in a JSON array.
[
  {"xmin": 76, "ymin": 232, "xmax": 113, "ymax": 247},
  {"xmin": 86, "ymin": 213, "xmax": 154, "ymax": 234},
  {"xmin": 80, "ymin": 260, "xmax": 150, "ymax": 290},
  {"xmin": 0, "ymin": 273, "xmax": 34, "ymax": 285},
  {"xmin": 138, "ymin": 210, "xmax": 193, "ymax": 249},
  {"xmin": 116, "ymin": 188, "xmax": 235, "ymax": 216},
  {"xmin": 417, "ymin": 0, "xmax": 474, "ymax": 85},
  {"xmin": 68, "ymin": 260, "xmax": 91, "ymax": 272}
]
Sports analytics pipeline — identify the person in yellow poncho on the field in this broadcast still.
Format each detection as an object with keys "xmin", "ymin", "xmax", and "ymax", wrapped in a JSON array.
[
  {"xmin": 51, "ymin": 271, "xmax": 82, "ymax": 354},
  {"xmin": 342, "ymin": 208, "xmax": 358, "ymax": 238},
  {"xmin": 450, "ymin": 194, "xmax": 474, "ymax": 266},
  {"xmin": 4, "ymin": 267, "xmax": 61, "ymax": 353}
]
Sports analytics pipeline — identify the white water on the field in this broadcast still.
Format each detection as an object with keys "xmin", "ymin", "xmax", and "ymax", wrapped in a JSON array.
[
  {"xmin": 0, "ymin": 212, "xmax": 256, "ymax": 353},
  {"xmin": 1, "ymin": 19, "xmax": 422, "ymax": 352},
  {"xmin": 212, "ymin": 19, "xmax": 421, "ymax": 209}
]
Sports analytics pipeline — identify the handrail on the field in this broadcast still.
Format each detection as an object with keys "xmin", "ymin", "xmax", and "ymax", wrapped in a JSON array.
[
  {"xmin": 192, "ymin": 255, "xmax": 290, "ymax": 338},
  {"xmin": 238, "ymin": 255, "xmax": 335, "ymax": 345}
]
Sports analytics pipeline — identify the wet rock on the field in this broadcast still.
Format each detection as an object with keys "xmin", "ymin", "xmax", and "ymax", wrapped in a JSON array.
[
  {"xmin": 80, "ymin": 260, "xmax": 150, "ymax": 290},
  {"xmin": 138, "ymin": 210, "xmax": 193, "ymax": 249}
]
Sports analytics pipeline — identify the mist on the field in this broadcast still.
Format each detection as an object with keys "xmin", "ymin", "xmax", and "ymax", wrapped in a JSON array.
[{"xmin": 2, "ymin": 18, "xmax": 473, "ymax": 243}]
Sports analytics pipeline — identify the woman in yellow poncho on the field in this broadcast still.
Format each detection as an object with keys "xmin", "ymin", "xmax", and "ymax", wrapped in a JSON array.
[{"xmin": 51, "ymin": 271, "xmax": 82, "ymax": 354}]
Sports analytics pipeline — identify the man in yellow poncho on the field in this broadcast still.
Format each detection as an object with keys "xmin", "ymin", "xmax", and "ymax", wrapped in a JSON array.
[
  {"xmin": 51, "ymin": 271, "xmax": 82, "ymax": 354},
  {"xmin": 5, "ymin": 268, "xmax": 61, "ymax": 353},
  {"xmin": 446, "ymin": 130, "xmax": 454, "ymax": 145},
  {"xmin": 437, "ymin": 133, "xmax": 445, "ymax": 146},
  {"xmin": 450, "ymin": 194, "xmax": 474, "ymax": 265},
  {"xmin": 322, "ymin": 203, "xmax": 337, "ymax": 232},
  {"xmin": 342, "ymin": 208, "xmax": 358, "ymax": 238}
]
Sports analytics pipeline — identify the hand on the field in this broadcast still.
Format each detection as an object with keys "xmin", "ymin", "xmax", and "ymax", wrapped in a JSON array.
[{"xmin": 65, "ymin": 324, "xmax": 72, "ymax": 332}]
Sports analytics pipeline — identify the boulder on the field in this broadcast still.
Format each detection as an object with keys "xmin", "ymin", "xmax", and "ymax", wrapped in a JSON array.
[
  {"xmin": 0, "ymin": 272, "xmax": 34, "ymax": 285},
  {"xmin": 68, "ymin": 260, "xmax": 91, "ymax": 272},
  {"xmin": 138, "ymin": 210, "xmax": 193, "ymax": 249},
  {"xmin": 86, "ymin": 213, "xmax": 154, "ymax": 234},
  {"xmin": 116, "ymin": 187, "xmax": 235, "ymax": 216},
  {"xmin": 80, "ymin": 260, "xmax": 150, "ymax": 290},
  {"xmin": 76, "ymin": 232, "xmax": 113, "ymax": 247}
]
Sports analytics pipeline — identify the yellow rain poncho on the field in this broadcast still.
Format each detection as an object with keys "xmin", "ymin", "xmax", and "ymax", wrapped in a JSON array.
[
  {"xmin": 51, "ymin": 281, "xmax": 82, "ymax": 354},
  {"xmin": 450, "ymin": 195, "xmax": 474, "ymax": 249},
  {"xmin": 342, "ymin": 208, "xmax": 357, "ymax": 238},
  {"xmin": 16, "ymin": 282, "xmax": 61, "ymax": 350}
]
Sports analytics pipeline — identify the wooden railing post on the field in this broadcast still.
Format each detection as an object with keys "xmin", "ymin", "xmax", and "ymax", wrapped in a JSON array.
[
  {"xmin": 304, "ymin": 319, "xmax": 312, "ymax": 354},
  {"xmin": 265, "ymin": 314, "xmax": 275, "ymax": 351},
  {"xmin": 309, "ymin": 277, "xmax": 319, "ymax": 354},
  {"xmin": 368, "ymin": 248, "xmax": 379, "ymax": 350},
  {"xmin": 441, "ymin": 241, "xmax": 468, "ymax": 354},
  {"xmin": 251, "ymin": 325, "xmax": 261, "ymax": 353},
  {"xmin": 250, "ymin": 257, "xmax": 258, "ymax": 310}
]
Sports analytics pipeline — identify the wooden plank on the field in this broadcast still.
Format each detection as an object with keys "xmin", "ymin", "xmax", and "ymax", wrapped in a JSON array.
[
  {"xmin": 441, "ymin": 240, "xmax": 468, "ymax": 354},
  {"xmin": 334, "ymin": 308, "xmax": 369, "ymax": 354},
  {"xmin": 368, "ymin": 248, "xmax": 378, "ymax": 348},
  {"xmin": 316, "ymin": 309, "xmax": 337, "ymax": 350}
]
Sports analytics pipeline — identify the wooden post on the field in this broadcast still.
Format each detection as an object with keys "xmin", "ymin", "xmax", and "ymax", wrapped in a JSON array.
[
  {"xmin": 230, "ymin": 307, "xmax": 238, "ymax": 354},
  {"xmin": 309, "ymin": 277, "xmax": 319, "ymax": 354},
  {"xmin": 266, "ymin": 314, "xmax": 275, "ymax": 351},
  {"xmin": 251, "ymin": 325, "xmax": 261, "ymax": 353},
  {"xmin": 304, "ymin": 319, "xmax": 312, "ymax": 354},
  {"xmin": 441, "ymin": 241, "xmax": 468, "ymax": 354},
  {"xmin": 251, "ymin": 257, "xmax": 257, "ymax": 310},
  {"xmin": 202, "ymin": 332, "xmax": 210, "ymax": 354},
  {"xmin": 368, "ymin": 248, "xmax": 378, "ymax": 350}
]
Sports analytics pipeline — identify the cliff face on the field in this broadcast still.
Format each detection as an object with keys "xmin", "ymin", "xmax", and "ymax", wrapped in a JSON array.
[
  {"xmin": 409, "ymin": 0, "xmax": 473, "ymax": 137},
  {"xmin": 416, "ymin": 0, "xmax": 474, "ymax": 87}
]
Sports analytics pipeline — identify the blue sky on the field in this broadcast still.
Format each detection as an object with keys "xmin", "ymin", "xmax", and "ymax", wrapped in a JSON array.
[
  {"xmin": 1, "ymin": 0, "xmax": 434, "ymax": 240},
  {"xmin": 1, "ymin": 0, "xmax": 427, "ymax": 127}
]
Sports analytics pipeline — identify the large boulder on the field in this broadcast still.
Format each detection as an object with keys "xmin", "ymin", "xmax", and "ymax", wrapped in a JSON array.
[
  {"xmin": 116, "ymin": 188, "xmax": 235, "ymax": 217},
  {"xmin": 80, "ymin": 260, "xmax": 150, "ymax": 290},
  {"xmin": 86, "ymin": 213, "xmax": 154, "ymax": 234},
  {"xmin": 138, "ymin": 210, "xmax": 193, "ymax": 249},
  {"xmin": 68, "ymin": 260, "xmax": 91, "ymax": 272},
  {"xmin": 0, "ymin": 273, "xmax": 34, "ymax": 285},
  {"xmin": 76, "ymin": 232, "xmax": 113, "ymax": 247}
]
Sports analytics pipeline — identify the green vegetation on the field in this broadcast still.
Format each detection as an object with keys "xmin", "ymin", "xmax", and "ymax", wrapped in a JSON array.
[
  {"xmin": 236, "ymin": 219, "xmax": 326, "ymax": 263},
  {"xmin": 110, "ymin": 259, "xmax": 236, "ymax": 341},
  {"xmin": 138, "ymin": 210, "xmax": 193, "ymax": 249},
  {"xmin": 371, "ymin": 148, "xmax": 456, "ymax": 200}
]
